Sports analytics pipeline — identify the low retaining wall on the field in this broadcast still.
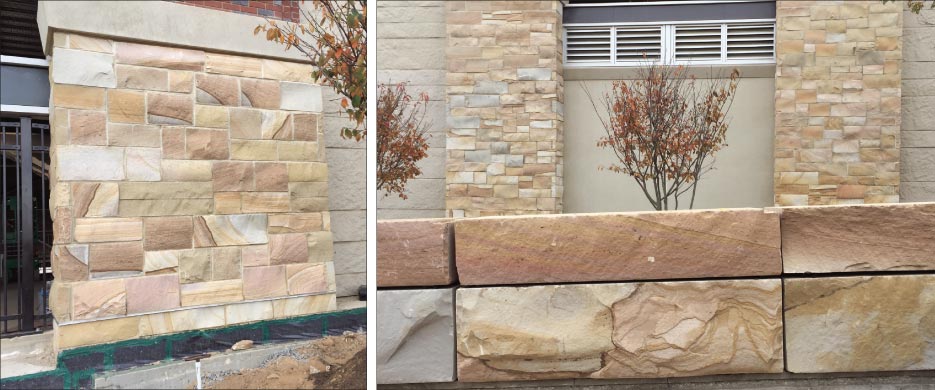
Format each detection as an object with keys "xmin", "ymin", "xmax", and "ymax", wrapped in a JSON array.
[{"xmin": 375, "ymin": 202, "xmax": 935, "ymax": 385}]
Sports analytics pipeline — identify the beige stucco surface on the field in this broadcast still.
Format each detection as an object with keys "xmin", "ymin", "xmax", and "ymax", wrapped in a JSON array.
[
  {"xmin": 901, "ymin": 6, "xmax": 935, "ymax": 202},
  {"xmin": 563, "ymin": 76, "xmax": 776, "ymax": 213},
  {"xmin": 375, "ymin": 1, "xmax": 448, "ymax": 219}
]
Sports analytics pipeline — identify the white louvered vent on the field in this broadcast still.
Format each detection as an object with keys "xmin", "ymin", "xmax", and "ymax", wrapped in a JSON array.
[
  {"xmin": 565, "ymin": 27, "xmax": 613, "ymax": 64},
  {"xmin": 615, "ymin": 26, "xmax": 662, "ymax": 63},
  {"xmin": 674, "ymin": 24, "xmax": 723, "ymax": 61},
  {"xmin": 726, "ymin": 23, "xmax": 775, "ymax": 60}
]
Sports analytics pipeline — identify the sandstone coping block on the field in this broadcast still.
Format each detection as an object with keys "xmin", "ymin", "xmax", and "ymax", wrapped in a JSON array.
[
  {"xmin": 280, "ymin": 82, "xmax": 323, "ymax": 112},
  {"xmin": 74, "ymin": 217, "xmax": 142, "ymax": 243},
  {"xmin": 52, "ymin": 48, "xmax": 116, "ymax": 88},
  {"xmin": 126, "ymin": 274, "xmax": 180, "ymax": 314},
  {"xmin": 69, "ymin": 34, "xmax": 113, "ymax": 53},
  {"xmin": 55, "ymin": 146, "xmax": 125, "ymax": 181},
  {"xmin": 116, "ymin": 42, "xmax": 205, "ymax": 71},
  {"xmin": 377, "ymin": 218, "xmax": 454, "ymax": 287},
  {"xmin": 454, "ymin": 208, "xmax": 781, "ymax": 285},
  {"xmin": 377, "ymin": 288, "xmax": 455, "ymax": 384},
  {"xmin": 784, "ymin": 274, "xmax": 935, "ymax": 373},
  {"xmin": 781, "ymin": 203, "xmax": 935, "ymax": 273},
  {"xmin": 262, "ymin": 59, "xmax": 312, "ymax": 82},
  {"xmin": 194, "ymin": 214, "xmax": 269, "ymax": 247},
  {"xmin": 72, "ymin": 278, "xmax": 127, "ymax": 320},
  {"xmin": 456, "ymin": 279, "xmax": 783, "ymax": 382}
]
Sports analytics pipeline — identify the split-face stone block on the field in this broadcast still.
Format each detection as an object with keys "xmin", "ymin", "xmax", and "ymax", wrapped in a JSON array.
[
  {"xmin": 89, "ymin": 241, "xmax": 144, "ymax": 273},
  {"xmin": 377, "ymin": 288, "xmax": 455, "ymax": 384},
  {"xmin": 186, "ymin": 128, "xmax": 229, "ymax": 159},
  {"xmin": 68, "ymin": 110, "xmax": 107, "ymax": 145},
  {"xmin": 377, "ymin": 218, "xmax": 454, "ymax": 287},
  {"xmin": 125, "ymin": 274, "xmax": 180, "ymax": 314},
  {"xmin": 115, "ymin": 42, "xmax": 205, "ymax": 71},
  {"xmin": 269, "ymin": 233, "xmax": 309, "ymax": 265},
  {"xmin": 72, "ymin": 278, "xmax": 127, "ymax": 320},
  {"xmin": 785, "ymin": 274, "xmax": 935, "ymax": 373},
  {"xmin": 285, "ymin": 263, "xmax": 329, "ymax": 295},
  {"xmin": 180, "ymin": 279, "xmax": 244, "ymax": 306},
  {"xmin": 179, "ymin": 249, "xmax": 212, "ymax": 283},
  {"xmin": 72, "ymin": 182, "xmax": 119, "ymax": 217},
  {"xmin": 255, "ymin": 162, "xmax": 288, "ymax": 191},
  {"xmin": 196, "ymin": 73, "xmax": 239, "ymax": 106},
  {"xmin": 212, "ymin": 161, "xmax": 255, "ymax": 191},
  {"xmin": 107, "ymin": 89, "xmax": 146, "ymax": 124},
  {"xmin": 193, "ymin": 214, "xmax": 269, "ymax": 247},
  {"xmin": 280, "ymin": 82, "xmax": 323, "ymax": 112},
  {"xmin": 116, "ymin": 65, "xmax": 168, "ymax": 91},
  {"xmin": 240, "ymin": 78, "xmax": 281, "ymax": 109},
  {"xmin": 455, "ymin": 208, "xmax": 781, "ymax": 285},
  {"xmin": 211, "ymin": 247, "xmax": 242, "ymax": 280},
  {"xmin": 242, "ymin": 265, "xmax": 288, "ymax": 299},
  {"xmin": 147, "ymin": 92, "xmax": 193, "ymax": 125},
  {"xmin": 56, "ymin": 145, "xmax": 125, "ymax": 181},
  {"xmin": 456, "ymin": 279, "xmax": 784, "ymax": 381},
  {"xmin": 144, "ymin": 216, "xmax": 194, "ymax": 251},
  {"xmin": 782, "ymin": 203, "xmax": 935, "ymax": 273},
  {"xmin": 74, "ymin": 217, "xmax": 142, "ymax": 243},
  {"xmin": 51, "ymin": 48, "xmax": 116, "ymax": 88}
]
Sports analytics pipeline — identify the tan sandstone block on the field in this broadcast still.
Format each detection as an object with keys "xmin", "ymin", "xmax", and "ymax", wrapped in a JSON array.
[
  {"xmin": 195, "ymin": 73, "xmax": 239, "ymax": 106},
  {"xmin": 272, "ymin": 294, "xmax": 335, "ymax": 319},
  {"xmin": 89, "ymin": 241, "xmax": 144, "ymax": 272},
  {"xmin": 262, "ymin": 59, "xmax": 311, "ymax": 82},
  {"xmin": 72, "ymin": 278, "xmax": 126, "ymax": 320},
  {"xmin": 115, "ymin": 42, "xmax": 205, "ymax": 71},
  {"xmin": 278, "ymin": 141, "xmax": 319, "ymax": 161},
  {"xmin": 108, "ymin": 124, "xmax": 161, "ymax": 147},
  {"xmin": 211, "ymin": 246, "xmax": 242, "ymax": 280},
  {"xmin": 168, "ymin": 70, "xmax": 194, "ymax": 93},
  {"xmin": 242, "ymin": 192, "xmax": 290, "ymax": 213},
  {"xmin": 212, "ymin": 161, "xmax": 255, "ymax": 191},
  {"xmin": 56, "ymin": 316, "xmax": 140, "ymax": 350},
  {"xmin": 456, "ymin": 279, "xmax": 783, "ymax": 381},
  {"xmin": 292, "ymin": 113, "xmax": 319, "ymax": 141},
  {"xmin": 116, "ymin": 65, "xmax": 168, "ymax": 91},
  {"xmin": 268, "ymin": 213, "xmax": 323, "ymax": 234},
  {"xmin": 269, "ymin": 233, "xmax": 309, "ymax": 265},
  {"xmin": 126, "ymin": 148, "xmax": 162, "ymax": 181},
  {"xmin": 50, "ymin": 282, "xmax": 72, "ymax": 322},
  {"xmin": 138, "ymin": 306, "xmax": 224, "ymax": 336},
  {"xmin": 118, "ymin": 199, "xmax": 213, "ymax": 217},
  {"xmin": 144, "ymin": 216, "xmax": 193, "ymax": 251},
  {"xmin": 53, "ymin": 84, "xmax": 105, "ymax": 110},
  {"xmin": 74, "ymin": 217, "xmax": 142, "ymax": 243},
  {"xmin": 307, "ymin": 231, "xmax": 334, "ymax": 263},
  {"xmin": 108, "ymin": 89, "xmax": 146, "ymax": 124},
  {"xmin": 287, "ymin": 162, "xmax": 328, "ymax": 182},
  {"xmin": 52, "ymin": 207, "xmax": 73, "ymax": 244},
  {"xmin": 225, "ymin": 300, "xmax": 274, "ymax": 325},
  {"xmin": 785, "ymin": 275, "xmax": 935, "ymax": 373},
  {"xmin": 162, "ymin": 127, "xmax": 186, "ymax": 159},
  {"xmin": 147, "ymin": 92, "xmax": 193, "ymax": 125},
  {"xmin": 231, "ymin": 140, "xmax": 278, "ymax": 161},
  {"xmin": 126, "ymin": 274, "xmax": 180, "ymax": 314},
  {"xmin": 243, "ymin": 265, "xmax": 288, "ymax": 299},
  {"xmin": 161, "ymin": 160, "xmax": 212, "ymax": 181},
  {"xmin": 68, "ymin": 110, "xmax": 106, "ymax": 145},
  {"xmin": 180, "ymin": 279, "xmax": 243, "ymax": 306},
  {"xmin": 72, "ymin": 182, "xmax": 118, "ymax": 217},
  {"xmin": 119, "ymin": 182, "xmax": 213, "ymax": 199},
  {"xmin": 255, "ymin": 162, "xmax": 288, "ymax": 191},
  {"xmin": 229, "ymin": 108, "xmax": 262, "ymax": 139},
  {"xmin": 240, "ymin": 78, "xmax": 280, "ymax": 109},
  {"xmin": 214, "ymin": 192, "xmax": 242, "ymax": 214},
  {"xmin": 206, "ymin": 53, "xmax": 262, "ymax": 78},
  {"xmin": 179, "ymin": 249, "xmax": 211, "ymax": 283},
  {"xmin": 285, "ymin": 263, "xmax": 329, "ymax": 295},
  {"xmin": 186, "ymin": 128, "xmax": 229, "ymax": 159},
  {"xmin": 781, "ymin": 203, "xmax": 935, "ymax": 273},
  {"xmin": 194, "ymin": 105, "xmax": 230, "ymax": 128},
  {"xmin": 69, "ymin": 34, "xmax": 113, "ymax": 53}
]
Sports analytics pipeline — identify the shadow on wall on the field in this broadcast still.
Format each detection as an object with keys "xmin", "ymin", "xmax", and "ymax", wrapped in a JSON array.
[{"xmin": 564, "ymin": 76, "xmax": 776, "ymax": 213}]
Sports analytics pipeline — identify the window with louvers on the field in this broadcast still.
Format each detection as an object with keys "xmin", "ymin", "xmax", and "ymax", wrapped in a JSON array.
[{"xmin": 564, "ymin": 21, "xmax": 775, "ymax": 66}]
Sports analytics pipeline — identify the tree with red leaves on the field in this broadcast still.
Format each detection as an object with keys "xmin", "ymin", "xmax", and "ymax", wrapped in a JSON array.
[
  {"xmin": 584, "ymin": 64, "xmax": 740, "ymax": 210},
  {"xmin": 256, "ymin": 0, "xmax": 366, "ymax": 140},
  {"xmin": 377, "ymin": 83, "xmax": 430, "ymax": 199}
]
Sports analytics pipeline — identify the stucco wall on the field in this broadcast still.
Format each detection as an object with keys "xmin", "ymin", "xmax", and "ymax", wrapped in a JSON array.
[
  {"xmin": 563, "ymin": 74, "xmax": 776, "ymax": 213},
  {"xmin": 901, "ymin": 6, "xmax": 935, "ymax": 201},
  {"xmin": 376, "ymin": 1, "xmax": 447, "ymax": 219}
]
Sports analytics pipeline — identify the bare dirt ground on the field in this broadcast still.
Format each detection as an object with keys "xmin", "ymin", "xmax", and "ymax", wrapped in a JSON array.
[{"xmin": 206, "ymin": 332, "xmax": 366, "ymax": 389}]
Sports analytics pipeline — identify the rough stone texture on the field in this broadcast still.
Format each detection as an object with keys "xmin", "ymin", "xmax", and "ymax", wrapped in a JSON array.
[
  {"xmin": 47, "ymin": 33, "xmax": 338, "ymax": 349},
  {"xmin": 782, "ymin": 202, "xmax": 935, "ymax": 273},
  {"xmin": 377, "ymin": 288, "xmax": 456, "ymax": 384},
  {"xmin": 774, "ymin": 1, "xmax": 903, "ymax": 205},
  {"xmin": 784, "ymin": 274, "xmax": 935, "ymax": 373},
  {"xmin": 377, "ymin": 218, "xmax": 454, "ymax": 287},
  {"xmin": 455, "ymin": 209, "xmax": 781, "ymax": 285},
  {"xmin": 457, "ymin": 279, "xmax": 784, "ymax": 382},
  {"xmin": 444, "ymin": 1, "xmax": 564, "ymax": 217},
  {"xmin": 901, "ymin": 5, "xmax": 935, "ymax": 202}
]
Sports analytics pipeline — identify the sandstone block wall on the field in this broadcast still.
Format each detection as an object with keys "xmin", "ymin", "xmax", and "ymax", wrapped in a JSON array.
[
  {"xmin": 47, "ymin": 32, "xmax": 336, "ymax": 350},
  {"xmin": 376, "ymin": 202, "xmax": 935, "ymax": 384},
  {"xmin": 376, "ymin": 1, "xmax": 448, "ymax": 219},
  {"xmin": 444, "ymin": 0, "xmax": 565, "ymax": 218},
  {"xmin": 774, "ymin": 0, "xmax": 903, "ymax": 206},
  {"xmin": 900, "ymin": 5, "xmax": 935, "ymax": 201}
]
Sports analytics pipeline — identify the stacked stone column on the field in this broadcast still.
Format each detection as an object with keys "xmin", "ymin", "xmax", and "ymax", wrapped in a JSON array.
[
  {"xmin": 47, "ymin": 32, "xmax": 337, "ymax": 350},
  {"xmin": 774, "ymin": 1, "xmax": 903, "ymax": 206},
  {"xmin": 445, "ymin": 0, "xmax": 565, "ymax": 217}
]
